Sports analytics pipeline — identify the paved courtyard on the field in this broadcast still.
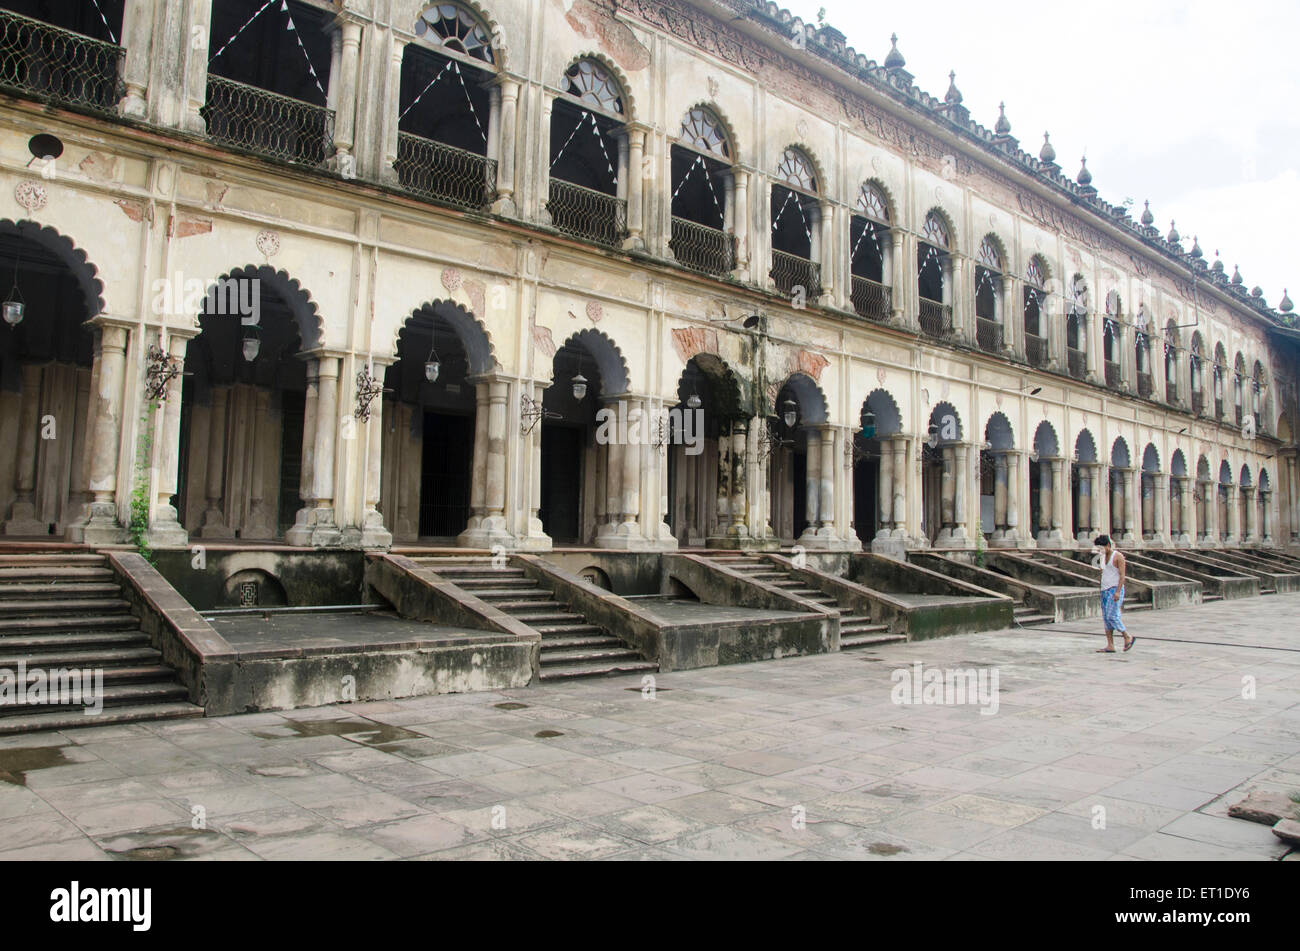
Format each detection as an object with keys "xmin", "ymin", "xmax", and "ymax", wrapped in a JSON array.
[{"xmin": 2, "ymin": 595, "xmax": 1298, "ymax": 861}]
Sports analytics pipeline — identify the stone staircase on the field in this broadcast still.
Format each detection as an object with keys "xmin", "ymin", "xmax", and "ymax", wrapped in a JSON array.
[
  {"xmin": 1011, "ymin": 601, "xmax": 1055, "ymax": 627},
  {"xmin": 705, "ymin": 552, "xmax": 906, "ymax": 650},
  {"xmin": 0, "ymin": 552, "xmax": 201, "ymax": 733},
  {"xmin": 1021, "ymin": 552, "xmax": 1153, "ymax": 612},
  {"xmin": 408, "ymin": 555, "xmax": 656, "ymax": 682}
]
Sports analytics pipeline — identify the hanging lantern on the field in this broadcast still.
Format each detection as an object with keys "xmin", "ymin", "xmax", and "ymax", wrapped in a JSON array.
[
  {"xmin": 571, "ymin": 373, "xmax": 588, "ymax": 401},
  {"xmin": 686, "ymin": 392, "xmax": 702, "ymax": 410},
  {"xmin": 862, "ymin": 411, "xmax": 877, "ymax": 440},
  {"xmin": 3, "ymin": 254, "xmax": 24, "ymax": 327},
  {"xmin": 241, "ymin": 331, "xmax": 260, "ymax": 362},
  {"xmin": 782, "ymin": 399, "xmax": 798, "ymax": 429},
  {"xmin": 424, "ymin": 333, "xmax": 440, "ymax": 383}
]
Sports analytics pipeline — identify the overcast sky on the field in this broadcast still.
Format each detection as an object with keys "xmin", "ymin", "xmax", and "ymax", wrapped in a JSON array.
[{"xmin": 799, "ymin": 0, "xmax": 1298, "ymax": 307}]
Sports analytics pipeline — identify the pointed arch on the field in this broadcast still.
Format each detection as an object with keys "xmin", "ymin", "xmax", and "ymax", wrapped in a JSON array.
[
  {"xmin": 1110, "ymin": 436, "xmax": 1131, "ymax": 470},
  {"xmin": 1074, "ymin": 428, "xmax": 1097, "ymax": 463},
  {"xmin": 928, "ymin": 401, "xmax": 963, "ymax": 441},
  {"xmin": 1239, "ymin": 463, "xmax": 1252, "ymax": 487},
  {"xmin": 921, "ymin": 207, "xmax": 955, "ymax": 251},
  {"xmin": 675, "ymin": 352, "xmax": 745, "ymax": 418},
  {"xmin": 677, "ymin": 102, "xmax": 736, "ymax": 162},
  {"xmin": 1196, "ymin": 455, "xmax": 1210, "ymax": 482},
  {"xmin": 413, "ymin": 0, "xmax": 508, "ymax": 71},
  {"xmin": 977, "ymin": 233, "xmax": 1007, "ymax": 272},
  {"xmin": 775, "ymin": 144, "xmax": 822, "ymax": 195},
  {"xmin": 1219, "ymin": 459, "xmax": 1233, "ymax": 484},
  {"xmin": 1170, "ymin": 448, "xmax": 1188, "ymax": 478},
  {"xmin": 1141, "ymin": 443, "xmax": 1160, "ymax": 473},
  {"xmin": 856, "ymin": 179, "xmax": 893, "ymax": 223}
]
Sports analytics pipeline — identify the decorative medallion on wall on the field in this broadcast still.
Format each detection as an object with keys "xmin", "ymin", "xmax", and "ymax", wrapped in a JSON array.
[
  {"xmin": 940, "ymin": 381, "xmax": 950, "ymax": 400},
  {"xmin": 796, "ymin": 119, "xmax": 810, "ymax": 139},
  {"xmin": 989, "ymin": 213, "xmax": 997, "ymax": 229},
  {"xmin": 255, "ymin": 230, "xmax": 280, "ymax": 258},
  {"xmin": 871, "ymin": 155, "xmax": 882, "ymax": 173},
  {"xmin": 876, "ymin": 367, "xmax": 887, "ymax": 385},
  {"xmin": 707, "ymin": 76, "xmax": 719, "ymax": 98},
  {"xmin": 14, "ymin": 180, "xmax": 46, "ymax": 213},
  {"xmin": 995, "ymin": 394, "xmax": 1003, "ymax": 408},
  {"xmin": 440, "ymin": 267, "xmax": 462, "ymax": 293},
  {"xmin": 586, "ymin": 300, "xmax": 603, "ymax": 323},
  {"xmin": 921, "ymin": 387, "xmax": 930, "ymax": 406},
  {"xmin": 934, "ymin": 185, "xmax": 944, "ymax": 203}
]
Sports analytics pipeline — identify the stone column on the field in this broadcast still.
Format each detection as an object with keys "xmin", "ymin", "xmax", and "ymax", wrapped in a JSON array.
[
  {"xmin": 1223, "ymin": 481, "xmax": 1239, "ymax": 545},
  {"xmin": 466, "ymin": 380, "xmax": 490, "ymax": 533},
  {"xmin": 1178, "ymin": 476, "xmax": 1194, "ymax": 545},
  {"xmin": 116, "ymin": 0, "xmax": 153, "ymax": 118},
  {"xmin": 245, "ymin": 388, "xmax": 274, "ymax": 537},
  {"xmin": 1109, "ymin": 467, "xmax": 1124, "ymax": 537},
  {"xmin": 953, "ymin": 443, "xmax": 969, "ymax": 542},
  {"xmin": 521, "ymin": 381, "xmax": 550, "ymax": 548},
  {"xmin": 491, "ymin": 76, "xmax": 520, "ymax": 215},
  {"xmin": 876, "ymin": 439, "xmax": 894, "ymax": 536},
  {"xmin": 3, "ymin": 362, "xmax": 46, "ymax": 534},
  {"xmin": 1152, "ymin": 472, "xmax": 1167, "ymax": 545},
  {"xmin": 75, "ymin": 324, "xmax": 130, "ymax": 544},
  {"xmin": 1048, "ymin": 456, "xmax": 1065, "ymax": 543},
  {"xmin": 330, "ymin": 17, "xmax": 363, "ymax": 176},
  {"xmin": 1243, "ymin": 485, "xmax": 1258, "ymax": 544},
  {"xmin": 307, "ymin": 356, "xmax": 343, "ymax": 547},
  {"xmin": 800, "ymin": 427, "xmax": 821, "ymax": 543},
  {"xmin": 379, "ymin": 35, "xmax": 407, "ymax": 185},
  {"xmin": 484, "ymin": 379, "xmax": 510, "ymax": 535},
  {"xmin": 1038, "ymin": 460, "xmax": 1053, "ymax": 542},
  {"xmin": 537, "ymin": 90, "xmax": 556, "ymax": 225},
  {"xmin": 940, "ymin": 445, "xmax": 956, "ymax": 532},
  {"xmin": 1122, "ymin": 467, "xmax": 1139, "ymax": 544},
  {"xmin": 1088, "ymin": 464, "xmax": 1103, "ymax": 541},
  {"xmin": 286, "ymin": 360, "xmax": 320, "ymax": 546},
  {"xmin": 602, "ymin": 416, "xmax": 624, "ymax": 540},
  {"xmin": 728, "ymin": 420, "xmax": 748, "ymax": 538},
  {"xmin": 1000, "ymin": 275, "xmax": 1016, "ymax": 355},
  {"xmin": 1074, "ymin": 464, "xmax": 1091, "ymax": 541},
  {"xmin": 818, "ymin": 199, "xmax": 835, "ymax": 306},
  {"xmin": 610, "ymin": 398, "xmax": 645, "ymax": 546},
  {"xmin": 818, "ymin": 425, "xmax": 836, "ymax": 533},
  {"xmin": 197, "ymin": 385, "xmax": 232, "ymax": 538},
  {"xmin": 180, "ymin": 0, "xmax": 213, "ymax": 135},
  {"xmin": 890, "ymin": 231, "xmax": 906, "ymax": 324},
  {"xmin": 993, "ymin": 453, "xmax": 1009, "ymax": 536},
  {"xmin": 892, "ymin": 438, "xmax": 906, "ymax": 540},
  {"xmin": 147, "ymin": 333, "xmax": 193, "ymax": 547},
  {"xmin": 730, "ymin": 168, "xmax": 750, "ymax": 280},
  {"xmin": 1006, "ymin": 450, "xmax": 1022, "ymax": 543},
  {"xmin": 621, "ymin": 123, "xmax": 647, "ymax": 250},
  {"xmin": 951, "ymin": 256, "xmax": 967, "ymax": 342},
  {"xmin": 360, "ymin": 361, "xmax": 392, "ymax": 549},
  {"xmin": 1259, "ymin": 489, "xmax": 1271, "ymax": 543}
]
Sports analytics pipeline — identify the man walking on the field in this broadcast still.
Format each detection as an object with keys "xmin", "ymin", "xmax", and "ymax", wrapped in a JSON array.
[{"xmin": 1095, "ymin": 535, "xmax": 1135, "ymax": 653}]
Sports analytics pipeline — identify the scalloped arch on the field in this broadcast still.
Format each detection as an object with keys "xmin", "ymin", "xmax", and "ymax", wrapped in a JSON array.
[
  {"xmin": 771, "ymin": 372, "xmax": 828, "ymax": 424},
  {"xmin": 676, "ymin": 352, "xmax": 746, "ymax": 416},
  {"xmin": 978, "ymin": 232, "xmax": 1009, "ymax": 272},
  {"xmin": 857, "ymin": 178, "xmax": 895, "ymax": 223},
  {"xmin": 922, "ymin": 206, "xmax": 957, "ymax": 252},
  {"xmin": 1170, "ymin": 448, "xmax": 1188, "ymax": 478},
  {"xmin": 408, "ymin": 0, "xmax": 509, "ymax": 72},
  {"xmin": 1141, "ymin": 443, "xmax": 1160, "ymax": 473},
  {"xmin": 862, "ymin": 387, "xmax": 903, "ymax": 436},
  {"xmin": 776, "ymin": 142, "xmax": 827, "ymax": 197},
  {"xmin": 677, "ymin": 101, "xmax": 739, "ymax": 164},
  {"xmin": 393, "ymin": 298, "xmax": 497, "ymax": 375},
  {"xmin": 0, "ymin": 218, "xmax": 104, "ymax": 317},
  {"xmin": 983, "ymin": 410, "xmax": 1015, "ymax": 450},
  {"xmin": 562, "ymin": 51, "xmax": 636, "ymax": 121},
  {"xmin": 1239, "ymin": 463, "xmax": 1253, "ymax": 487},
  {"xmin": 558, "ymin": 327, "xmax": 631, "ymax": 395},
  {"xmin": 928, "ymin": 400, "xmax": 963, "ymax": 440},
  {"xmin": 205, "ymin": 265, "xmax": 323, "ymax": 351},
  {"xmin": 1032, "ymin": 420, "xmax": 1059, "ymax": 458},
  {"xmin": 1110, "ymin": 436, "xmax": 1131, "ymax": 469},
  {"xmin": 1074, "ymin": 428, "xmax": 1097, "ymax": 464}
]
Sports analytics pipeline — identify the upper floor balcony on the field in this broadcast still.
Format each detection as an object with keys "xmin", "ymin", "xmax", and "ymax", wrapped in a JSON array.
[
  {"xmin": 394, "ymin": 132, "xmax": 495, "ymax": 211},
  {"xmin": 918, "ymin": 298, "xmax": 954, "ymax": 339},
  {"xmin": 670, "ymin": 216, "xmax": 735, "ymax": 277},
  {"xmin": 1025, "ymin": 333, "xmax": 1049, "ymax": 368},
  {"xmin": 851, "ymin": 275, "xmax": 891, "ymax": 322},
  {"xmin": 202, "ymin": 75, "xmax": 334, "ymax": 168},
  {"xmin": 770, "ymin": 249, "xmax": 821, "ymax": 301},
  {"xmin": 547, "ymin": 178, "xmax": 626, "ymax": 249},
  {"xmin": 975, "ymin": 317, "xmax": 1001, "ymax": 353},
  {"xmin": 0, "ymin": 6, "xmax": 122, "ymax": 115},
  {"xmin": 1066, "ymin": 347, "xmax": 1086, "ymax": 380}
]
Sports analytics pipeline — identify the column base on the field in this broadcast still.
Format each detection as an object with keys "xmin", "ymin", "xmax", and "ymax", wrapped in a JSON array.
[
  {"xmin": 513, "ymin": 517, "xmax": 553, "ymax": 552},
  {"xmin": 491, "ymin": 196, "xmax": 518, "ymax": 217},
  {"xmin": 3, "ymin": 501, "xmax": 47, "ymax": 536},
  {"xmin": 284, "ymin": 507, "xmax": 343, "ymax": 548},
  {"xmin": 1035, "ymin": 531, "xmax": 1065, "ymax": 549},
  {"xmin": 457, "ymin": 516, "xmax": 516, "ymax": 551},
  {"xmin": 358, "ymin": 510, "xmax": 393, "ymax": 550},
  {"xmin": 283, "ymin": 505, "xmax": 318, "ymax": 547},
  {"xmin": 73, "ymin": 502, "xmax": 127, "ymax": 546},
  {"xmin": 932, "ymin": 528, "xmax": 969, "ymax": 549},
  {"xmin": 706, "ymin": 534, "xmax": 779, "ymax": 551},
  {"xmin": 799, "ymin": 530, "xmax": 859, "ymax": 551},
  {"xmin": 989, "ymin": 531, "xmax": 1020, "ymax": 549},
  {"xmin": 199, "ymin": 506, "xmax": 234, "ymax": 540},
  {"xmin": 1173, "ymin": 534, "xmax": 1193, "ymax": 548},
  {"xmin": 146, "ymin": 505, "xmax": 189, "ymax": 549}
]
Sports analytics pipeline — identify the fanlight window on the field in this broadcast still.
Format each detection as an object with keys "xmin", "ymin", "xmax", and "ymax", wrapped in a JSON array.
[
  {"xmin": 1026, "ymin": 257, "xmax": 1046, "ymax": 289},
  {"xmin": 416, "ymin": 3, "xmax": 496, "ymax": 64},
  {"xmin": 977, "ymin": 236, "xmax": 1002, "ymax": 271},
  {"xmin": 1069, "ymin": 275, "xmax": 1088, "ymax": 314},
  {"xmin": 679, "ymin": 108, "xmax": 730, "ymax": 160},
  {"xmin": 857, "ymin": 184, "xmax": 889, "ymax": 223},
  {"xmin": 921, "ymin": 212, "xmax": 950, "ymax": 249},
  {"xmin": 775, "ymin": 149, "xmax": 817, "ymax": 193},
  {"xmin": 1105, "ymin": 290, "xmax": 1121, "ymax": 318},
  {"xmin": 563, "ymin": 60, "xmax": 623, "ymax": 115}
]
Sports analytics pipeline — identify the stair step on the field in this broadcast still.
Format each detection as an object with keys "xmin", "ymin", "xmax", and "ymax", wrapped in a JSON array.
[
  {"xmin": 0, "ymin": 598, "xmax": 131, "ymax": 617},
  {"xmin": 510, "ymin": 611, "xmax": 584, "ymax": 625},
  {"xmin": 0, "ymin": 613, "xmax": 139, "ymax": 634},
  {"xmin": 0, "ymin": 680, "xmax": 190, "ymax": 716},
  {"xmin": 535, "ymin": 623, "xmax": 604, "ymax": 636},
  {"xmin": 1014, "ymin": 613, "xmax": 1055, "ymax": 626},
  {"xmin": 0, "ymin": 567, "xmax": 116, "ymax": 582},
  {"xmin": 0, "ymin": 700, "xmax": 202, "ymax": 735},
  {"xmin": 540, "ymin": 646, "xmax": 643, "ymax": 665},
  {"xmin": 539, "ymin": 659, "xmax": 658, "ymax": 681},
  {"xmin": 494, "ymin": 600, "xmax": 566, "ymax": 612},
  {"xmin": 538, "ymin": 634, "xmax": 621, "ymax": 650},
  {"xmin": 464, "ymin": 588, "xmax": 547, "ymax": 600},
  {"xmin": 0, "ymin": 631, "xmax": 151, "ymax": 652},
  {"xmin": 0, "ymin": 553, "xmax": 106, "ymax": 566},
  {"xmin": 0, "ymin": 646, "xmax": 162, "ymax": 668},
  {"xmin": 841, "ymin": 632, "xmax": 907, "ymax": 649},
  {"xmin": 0, "ymin": 582, "xmax": 123, "ymax": 600},
  {"xmin": 444, "ymin": 575, "xmax": 531, "ymax": 588}
]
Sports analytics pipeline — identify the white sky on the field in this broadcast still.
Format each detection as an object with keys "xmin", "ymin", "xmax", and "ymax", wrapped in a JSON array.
[{"xmin": 796, "ymin": 0, "xmax": 1299, "ymax": 306}]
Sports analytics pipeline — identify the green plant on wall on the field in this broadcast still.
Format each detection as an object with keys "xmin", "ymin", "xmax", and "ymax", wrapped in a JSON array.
[
  {"xmin": 128, "ymin": 400, "xmax": 158, "ymax": 563},
  {"xmin": 975, "ymin": 527, "xmax": 986, "ymax": 568}
]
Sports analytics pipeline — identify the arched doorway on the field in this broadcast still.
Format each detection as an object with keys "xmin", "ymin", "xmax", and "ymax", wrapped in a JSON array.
[
  {"xmin": 178, "ymin": 267, "xmax": 315, "ymax": 542},
  {"xmin": 1195, "ymin": 455, "xmax": 1212, "ymax": 542},
  {"xmin": 1217, "ymin": 460, "xmax": 1233, "ymax": 544},
  {"xmin": 1072, "ymin": 428, "xmax": 1098, "ymax": 542},
  {"xmin": 1170, "ymin": 449, "xmax": 1189, "ymax": 544},
  {"xmin": 0, "ymin": 220, "xmax": 103, "ymax": 539},
  {"xmin": 667, "ymin": 354, "xmax": 745, "ymax": 547},
  {"xmin": 1109, "ymin": 437, "xmax": 1133, "ymax": 542},
  {"xmin": 981, "ymin": 411, "xmax": 1017, "ymax": 546},
  {"xmin": 853, "ymin": 388, "xmax": 904, "ymax": 550},
  {"xmin": 1141, "ymin": 444, "xmax": 1160, "ymax": 541},
  {"xmin": 922, "ymin": 402, "xmax": 966, "ymax": 546},
  {"xmin": 768, "ymin": 373, "xmax": 829, "ymax": 546},
  {"xmin": 1239, "ymin": 464, "xmax": 1253, "ymax": 542}
]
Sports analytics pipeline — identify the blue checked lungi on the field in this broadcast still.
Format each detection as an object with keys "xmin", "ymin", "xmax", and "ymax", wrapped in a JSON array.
[{"xmin": 1101, "ymin": 586, "xmax": 1126, "ymax": 633}]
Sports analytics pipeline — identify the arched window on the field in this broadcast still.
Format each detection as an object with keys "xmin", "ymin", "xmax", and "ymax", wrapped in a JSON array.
[
  {"xmin": 849, "ymin": 183, "xmax": 891, "ymax": 321},
  {"xmin": 918, "ymin": 211, "xmax": 954, "ymax": 339},
  {"xmin": 670, "ymin": 107, "xmax": 734, "ymax": 276},
  {"xmin": 1232, "ymin": 354, "xmax": 1246, "ymax": 426},
  {"xmin": 204, "ymin": 0, "xmax": 335, "ymax": 165},
  {"xmin": 548, "ymin": 58, "xmax": 629, "ymax": 247},
  {"xmin": 974, "ymin": 236, "xmax": 1003, "ymax": 352},
  {"xmin": 770, "ymin": 147, "xmax": 822, "ymax": 300},
  {"xmin": 1103, "ymin": 290, "xmax": 1122, "ymax": 388},
  {"xmin": 1189, "ymin": 332, "xmax": 1205, "ymax": 414},
  {"xmin": 1251, "ymin": 360, "xmax": 1267, "ymax": 434},
  {"xmin": 1023, "ymin": 257, "xmax": 1049, "ymax": 367},
  {"xmin": 395, "ymin": 3, "xmax": 499, "ymax": 208},
  {"xmin": 1164, "ymin": 320, "xmax": 1180, "ymax": 404},
  {"xmin": 1134, "ymin": 304, "xmax": 1153, "ymax": 397},
  {"xmin": 1212, "ymin": 343, "xmax": 1228, "ymax": 419},
  {"xmin": 1065, "ymin": 274, "xmax": 1087, "ymax": 379}
]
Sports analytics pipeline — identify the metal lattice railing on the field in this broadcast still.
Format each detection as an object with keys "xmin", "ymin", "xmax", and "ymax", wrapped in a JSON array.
[
  {"xmin": 395, "ymin": 132, "xmax": 496, "ymax": 210},
  {"xmin": 1105, "ymin": 360, "xmax": 1122, "ymax": 388},
  {"xmin": 975, "ymin": 316, "xmax": 1002, "ymax": 352},
  {"xmin": 1192, "ymin": 391, "xmax": 1204, "ymax": 415},
  {"xmin": 670, "ymin": 216, "xmax": 735, "ymax": 276},
  {"xmin": 1166, "ymin": 381, "xmax": 1177, "ymax": 405},
  {"xmin": 1024, "ymin": 333, "xmax": 1048, "ymax": 367},
  {"xmin": 851, "ymin": 275, "xmax": 891, "ymax": 322},
  {"xmin": 0, "ymin": 8, "xmax": 123, "ymax": 114},
  {"xmin": 770, "ymin": 249, "xmax": 821, "ymax": 300},
  {"xmin": 547, "ymin": 178, "xmax": 626, "ymax": 248},
  {"xmin": 202, "ymin": 75, "xmax": 335, "ymax": 167},
  {"xmin": 1215, "ymin": 397, "xmax": 1224, "ymax": 419},
  {"xmin": 1066, "ymin": 347, "xmax": 1086, "ymax": 380},
  {"xmin": 1138, "ymin": 372, "xmax": 1154, "ymax": 399},
  {"xmin": 918, "ymin": 298, "xmax": 953, "ymax": 338}
]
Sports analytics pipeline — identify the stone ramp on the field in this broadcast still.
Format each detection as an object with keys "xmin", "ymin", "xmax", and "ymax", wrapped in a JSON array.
[
  {"xmin": 0, "ymin": 551, "xmax": 201, "ymax": 734},
  {"xmin": 909, "ymin": 551, "xmax": 1094, "ymax": 625}
]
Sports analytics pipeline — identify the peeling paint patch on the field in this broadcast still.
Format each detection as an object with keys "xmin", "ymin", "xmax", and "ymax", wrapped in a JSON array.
[
  {"xmin": 115, "ymin": 199, "xmax": 146, "ymax": 223},
  {"xmin": 173, "ymin": 215, "xmax": 212, "ymax": 239},
  {"xmin": 78, "ymin": 151, "xmax": 118, "ymax": 181},
  {"xmin": 463, "ymin": 279, "xmax": 485, "ymax": 319},
  {"xmin": 671, "ymin": 326, "xmax": 720, "ymax": 364},
  {"xmin": 797, "ymin": 350, "xmax": 830, "ymax": 381},
  {"xmin": 205, "ymin": 181, "xmax": 229, "ymax": 206},
  {"xmin": 565, "ymin": 0, "xmax": 651, "ymax": 71},
  {"xmin": 532, "ymin": 319, "xmax": 556, "ymax": 358}
]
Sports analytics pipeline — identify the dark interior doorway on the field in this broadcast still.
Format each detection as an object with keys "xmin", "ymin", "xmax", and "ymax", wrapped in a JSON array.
[
  {"xmin": 540, "ymin": 423, "xmax": 583, "ymax": 543},
  {"xmin": 419, "ymin": 411, "xmax": 472, "ymax": 538}
]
